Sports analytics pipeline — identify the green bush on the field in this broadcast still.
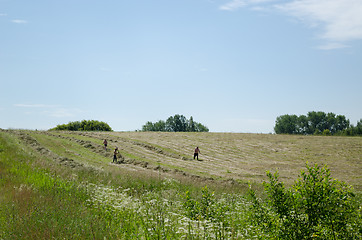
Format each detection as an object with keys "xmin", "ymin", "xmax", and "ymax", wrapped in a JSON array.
[
  {"xmin": 50, "ymin": 120, "xmax": 112, "ymax": 131},
  {"xmin": 322, "ymin": 129, "xmax": 331, "ymax": 136},
  {"xmin": 249, "ymin": 163, "xmax": 361, "ymax": 239}
]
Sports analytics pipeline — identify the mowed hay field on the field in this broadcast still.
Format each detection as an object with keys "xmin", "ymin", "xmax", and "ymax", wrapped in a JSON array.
[{"xmin": 9, "ymin": 130, "xmax": 362, "ymax": 191}]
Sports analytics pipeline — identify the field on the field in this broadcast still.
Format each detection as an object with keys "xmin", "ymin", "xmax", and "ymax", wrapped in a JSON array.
[
  {"xmin": 0, "ymin": 129, "xmax": 361, "ymax": 239},
  {"xmin": 9, "ymin": 130, "xmax": 360, "ymax": 188}
]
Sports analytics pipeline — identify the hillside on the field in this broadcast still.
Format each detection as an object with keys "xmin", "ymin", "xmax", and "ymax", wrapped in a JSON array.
[
  {"xmin": 6, "ymin": 129, "xmax": 362, "ymax": 191},
  {"xmin": 1, "ymin": 129, "xmax": 361, "ymax": 239}
]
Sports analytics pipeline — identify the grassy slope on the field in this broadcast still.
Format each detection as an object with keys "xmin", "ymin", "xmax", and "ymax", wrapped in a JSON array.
[
  {"xmin": 93, "ymin": 131, "xmax": 361, "ymax": 190},
  {"xmin": 1, "ymin": 129, "xmax": 361, "ymax": 239},
  {"xmin": 10, "ymin": 130, "xmax": 360, "ymax": 191}
]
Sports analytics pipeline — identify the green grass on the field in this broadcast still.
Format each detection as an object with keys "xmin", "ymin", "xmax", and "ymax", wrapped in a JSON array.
[
  {"xmin": 0, "ymin": 131, "xmax": 256, "ymax": 239},
  {"xmin": 1, "ymin": 130, "xmax": 361, "ymax": 239}
]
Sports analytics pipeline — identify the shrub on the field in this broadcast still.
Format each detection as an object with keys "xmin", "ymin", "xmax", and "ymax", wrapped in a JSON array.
[
  {"xmin": 322, "ymin": 129, "xmax": 331, "ymax": 136},
  {"xmin": 249, "ymin": 163, "xmax": 361, "ymax": 239},
  {"xmin": 50, "ymin": 120, "xmax": 112, "ymax": 131}
]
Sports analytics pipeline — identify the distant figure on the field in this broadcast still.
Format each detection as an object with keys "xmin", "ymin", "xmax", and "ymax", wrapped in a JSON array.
[
  {"xmin": 194, "ymin": 147, "xmax": 201, "ymax": 160},
  {"xmin": 113, "ymin": 147, "xmax": 119, "ymax": 163},
  {"xmin": 103, "ymin": 139, "xmax": 108, "ymax": 151}
]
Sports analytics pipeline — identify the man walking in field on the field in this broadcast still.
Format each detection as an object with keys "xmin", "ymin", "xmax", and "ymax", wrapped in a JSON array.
[
  {"xmin": 194, "ymin": 147, "xmax": 201, "ymax": 160},
  {"xmin": 113, "ymin": 147, "xmax": 119, "ymax": 163},
  {"xmin": 103, "ymin": 139, "xmax": 108, "ymax": 151}
]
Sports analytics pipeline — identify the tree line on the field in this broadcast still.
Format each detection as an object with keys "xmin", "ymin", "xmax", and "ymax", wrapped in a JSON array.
[
  {"xmin": 142, "ymin": 114, "xmax": 209, "ymax": 132},
  {"xmin": 274, "ymin": 111, "xmax": 361, "ymax": 136},
  {"xmin": 50, "ymin": 120, "xmax": 112, "ymax": 131}
]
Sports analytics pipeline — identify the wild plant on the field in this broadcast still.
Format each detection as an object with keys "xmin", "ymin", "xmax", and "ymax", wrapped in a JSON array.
[{"xmin": 249, "ymin": 163, "xmax": 362, "ymax": 239}]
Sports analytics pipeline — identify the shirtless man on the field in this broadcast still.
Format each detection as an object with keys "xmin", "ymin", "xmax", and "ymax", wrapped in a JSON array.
[
  {"xmin": 113, "ymin": 147, "xmax": 119, "ymax": 163},
  {"xmin": 194, "ymin": 147, "xmax": 201, "ymax": 160}
]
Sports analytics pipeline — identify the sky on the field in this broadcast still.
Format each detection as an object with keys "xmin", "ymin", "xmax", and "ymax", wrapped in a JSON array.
[{"xmin": 1, "ymin": 0, "xmax": 361, "ymax": 133}]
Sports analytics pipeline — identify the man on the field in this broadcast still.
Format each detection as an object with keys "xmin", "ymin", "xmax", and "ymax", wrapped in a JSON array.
[
  {"xmin": 103, "ymin": 139, "xmax": 108, "ymax": 151},
  {"xmin": 194, "ymin": 147, "xmax": 201, "ymax": 160},
  {"xmin": 113, "ymin": 147, "xmax": 119, "ymax": 163}
]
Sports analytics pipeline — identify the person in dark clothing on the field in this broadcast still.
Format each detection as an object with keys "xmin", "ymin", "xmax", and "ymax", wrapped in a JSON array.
[
  {"xmin": 103, "ymin": 139, "xmax": 108, "ymax": 151},
  {"xmin": 113, "ymin": 147, "xmax": 119, "ymax": 163},
  {"xmin": 194, "ymin": 147, "xmax": 201, "ymax": 160}
]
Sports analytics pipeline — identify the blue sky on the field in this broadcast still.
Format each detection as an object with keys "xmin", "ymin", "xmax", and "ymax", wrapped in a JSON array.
[{"xmin": 1, "ymin": 0, "xmax": 361, "ymax": 132}]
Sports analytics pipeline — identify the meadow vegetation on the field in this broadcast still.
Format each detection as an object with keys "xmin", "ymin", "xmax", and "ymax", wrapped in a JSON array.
[
  {"xmin": 0, "ymin": 130, "xmax": 361, "ymax": 239},
  {"xmin": 50, "ymin": 120, "xmax": 112, "ymax": 131}
]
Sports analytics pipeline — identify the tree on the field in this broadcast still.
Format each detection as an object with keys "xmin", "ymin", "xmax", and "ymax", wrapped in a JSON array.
[
  {"xmin": 274, "ymin": 112, "xmax": 354, "ymax": 135},
  {"xmin": 326, "ymin": 112, "xmax": 337, "ymax": 133},
  {"xmin": 166, "ymin": 114, "xmax": 188, "ymax": 132},
  {"xmin": 335, "ymin": 115, "xmax": 350, "ymax": 133},
  {"xmin": 142, "ymin": 121, "xmax": 154, "ymax": 131},
  {"xmin": 307, "ymin": 111, "xmax": 327, "ymax": 134},
  {"xmin": 194, "ymin": 122, "xmax": 209, "ymax": 132},
  {"xmin": 297, "ymin": 114, "xmax": 309, "ymax": 134},
  {"xmin": 345, "ymin": 119, "xmax": 362, "ymax": 136},
  {"xmin": 165, "ymin": 116, "xmax": 175, "ymax": 132},
  {"xmin": 356, "ymin": 119, "xmax": 362, "ymax": 135},
  {"xmin": 188, "ymin": 116, "xmax": 196, "ymax": 132},
  {"xmin": 142, "ymin": 114, "xmax": 209, "ymax": 132},
  {"xmin": 153, "ymin": 120, "xmax": 166, "ymax": 131},
  {"xmin": 274, "ymin": 114, "xmax": 299, "ymax": 134}
]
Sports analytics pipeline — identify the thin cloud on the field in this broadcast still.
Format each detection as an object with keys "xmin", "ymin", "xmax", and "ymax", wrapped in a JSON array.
[
  {"xmin": 45, "ymin": 108, "xmax": 76, "ymax": 118},
  {"xmin": 220, "ymin": 0, "xmax": 362, "ymax": 49},
  {"xmin": 317, "ymin": 42, "xmax": 349, "ymax": 50},
  {"xmin": 14, "ymin": 104, "xmax": 86, "ymax": 118},
  {"xmin": 219, "ymin": 0, "xmax": 275, "ymax": 11},
  {"xmin": 220, "ymin": 0, "xmax": 247, "ymax": 11},
  {"xmin": 0, "ymin": 13, "xmax": 7, "ymax": 17},
  {"xmin": 11, "ymin": 19, "xmax": 28, "ymax": 24},
  {"xmin": 277, "ymin": 0, "xmax": 362, "ymax": 44},
  {"xmin": 14, "ymin": 104, "xmax": 54, "ymax": 108},
  {"xmin": 46, "ymin": 108, "xmax": 87, "ymax": 118}
]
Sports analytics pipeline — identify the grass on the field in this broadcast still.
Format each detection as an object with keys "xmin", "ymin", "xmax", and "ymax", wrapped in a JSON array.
[
  {"xmin": 99, "ymin": 131, "xmax": 362, "ymax": 190},
  {"xmin": 0, "ymin": 130, "xmax": 361, "ymax": 239},
  {"xmin": 0, "ymin": 131, "xmax": 253, "ymax": 239}
]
